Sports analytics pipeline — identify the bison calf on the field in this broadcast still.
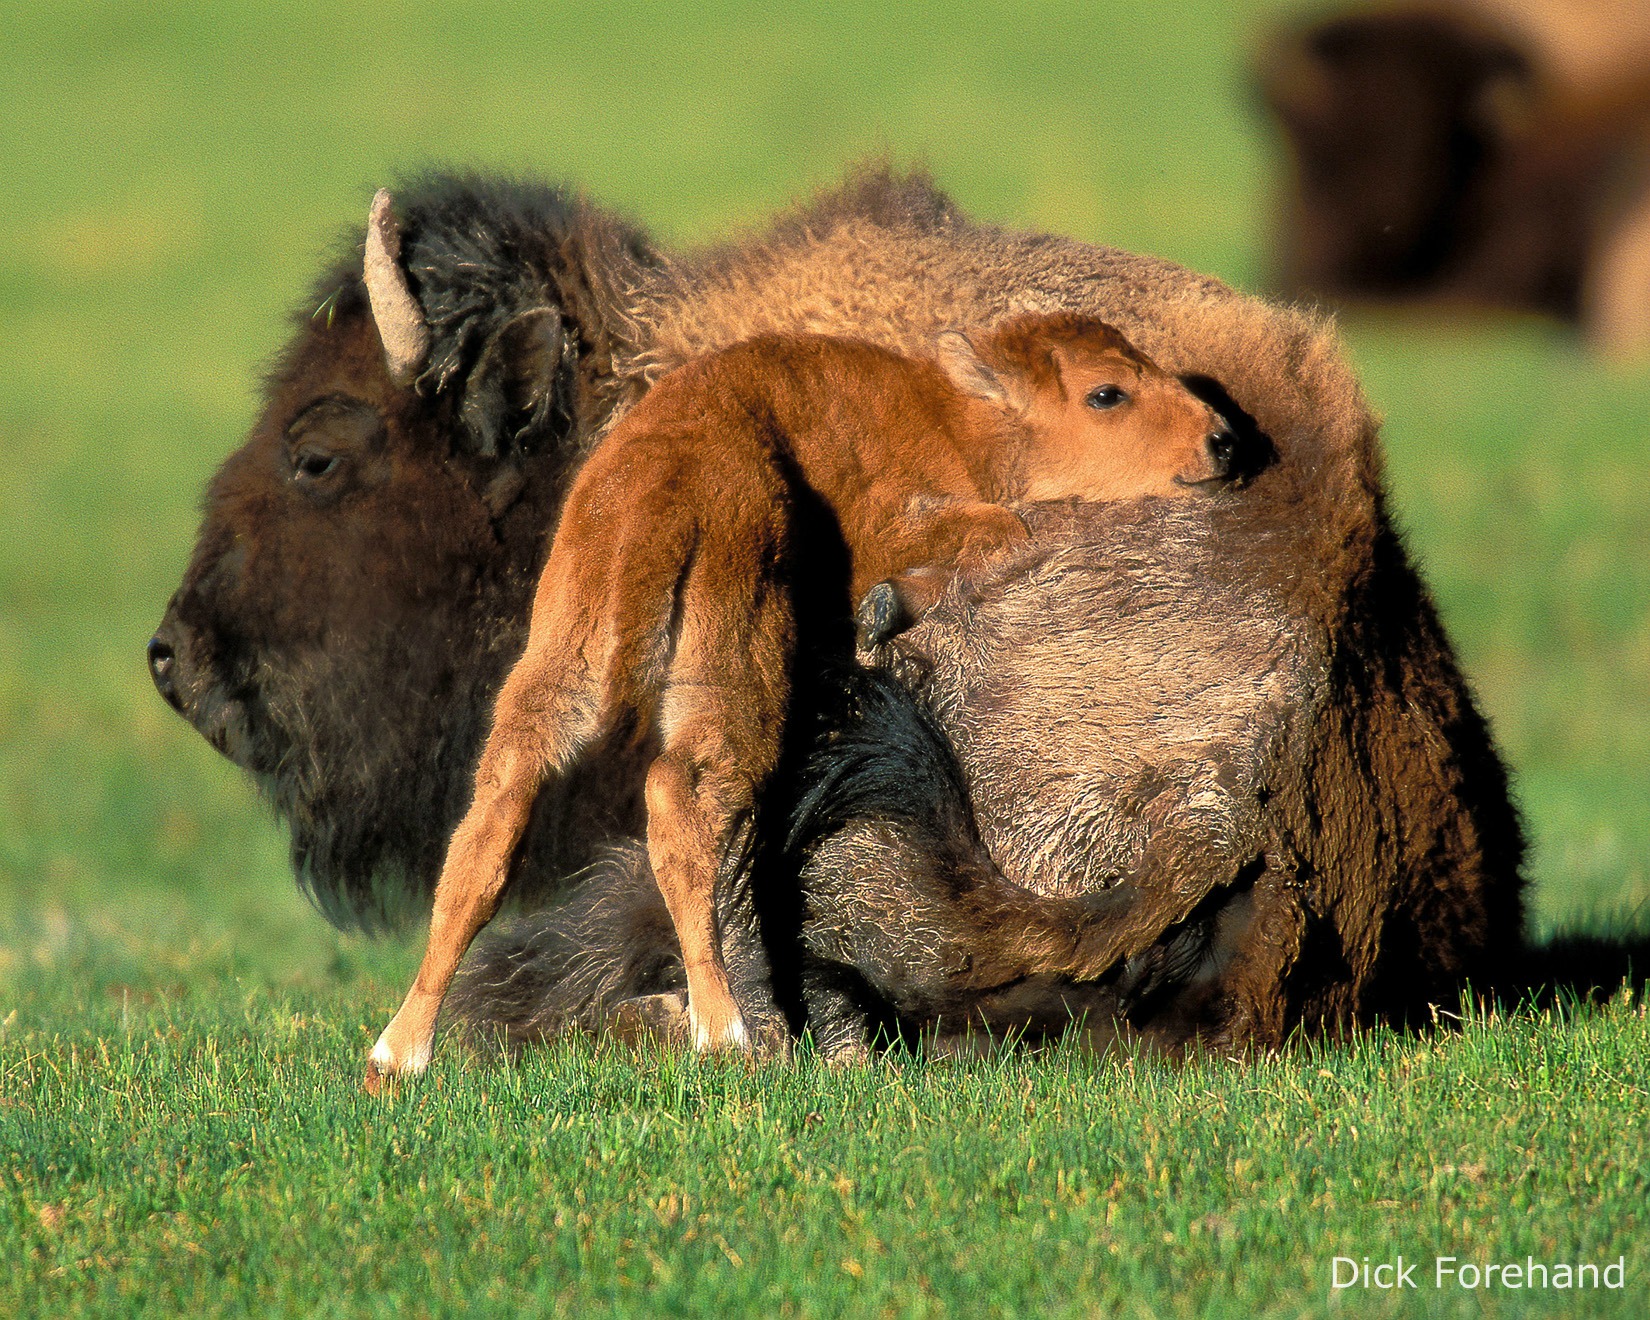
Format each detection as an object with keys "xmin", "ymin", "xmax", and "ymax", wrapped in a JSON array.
[{"xmin": 365, "ymin": 315, "xmax": 1235, "ymax": 1084}]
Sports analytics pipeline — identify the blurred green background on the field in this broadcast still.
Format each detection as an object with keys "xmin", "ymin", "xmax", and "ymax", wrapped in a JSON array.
[{"xmin": 1, "ymin": 0, "xmax": 1646, "ymax": 1002}]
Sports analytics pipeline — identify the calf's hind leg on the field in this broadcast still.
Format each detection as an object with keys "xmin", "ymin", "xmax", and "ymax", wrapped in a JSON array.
[
  {"xmin": 646, "ymin": 577, "xmax": 792, "ymax": 1053},
  {"xmin": 645, "ymin": 734, "xmax": 756, "ymax": 1051}
]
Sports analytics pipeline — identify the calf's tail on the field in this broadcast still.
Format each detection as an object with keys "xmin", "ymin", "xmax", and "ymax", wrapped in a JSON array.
[{"xmin": 503, "ymin": 501, "xmax": 702, "ymax": 779}]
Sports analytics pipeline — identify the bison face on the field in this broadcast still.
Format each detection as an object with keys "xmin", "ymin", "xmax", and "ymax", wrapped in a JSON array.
[
  {"xmin": 149, "ymin": 178, "xmax": 658, "ymax": 928},
  {"xmin": 153, "ymin": 294, "xmax": 493, "ymax": 767},
  {"xmin": 150, "ymin": 282, "xmax": 562, "ymax": 926}
]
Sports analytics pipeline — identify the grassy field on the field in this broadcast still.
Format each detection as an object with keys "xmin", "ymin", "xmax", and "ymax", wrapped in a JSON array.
[{"xmin": 2, "ymin": 1, "xmax": 1647, "ymax": 1315}]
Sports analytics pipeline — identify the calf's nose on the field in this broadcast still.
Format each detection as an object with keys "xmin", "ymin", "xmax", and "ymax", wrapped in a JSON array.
[
  {"xmin": 1206, "ymin": 428, "xmax": 1238, "ymax": 479},
  {"xmin": 148, "ymin": 635, "xmax": 184, "ymax": 712}
]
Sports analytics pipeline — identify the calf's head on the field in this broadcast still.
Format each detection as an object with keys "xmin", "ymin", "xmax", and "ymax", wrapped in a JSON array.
[
  {"xmin": 939, "ymin": 314, "xmax": 1245, "ymax": 499},
  {"xmin": 148, "ymin": 178, "xmax": 657, "ymax": 926}
]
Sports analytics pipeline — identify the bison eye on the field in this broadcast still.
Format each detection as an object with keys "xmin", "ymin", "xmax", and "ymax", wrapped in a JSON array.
[
  {"xmin": 283, "ymin": 396, "xmax": 382, "ymax": 495},
  {"xmin": 291, "ymin": 450, "xmax": 341, "ymax": 482},
  {"xmin": 1086, "ymin": 385, "xmax": 1129, "ymax": 410}
]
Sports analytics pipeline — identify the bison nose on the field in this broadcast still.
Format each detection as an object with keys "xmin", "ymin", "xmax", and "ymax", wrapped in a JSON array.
[
  {"xmin": 1206, "ymin": 428, "xmax": 1238, "ymax": 480},
  {"xmin": 148, "ymin": 635, "xmax": 184, "ymax": 713}
]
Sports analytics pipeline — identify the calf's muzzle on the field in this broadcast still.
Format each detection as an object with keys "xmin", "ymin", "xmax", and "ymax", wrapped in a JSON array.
[{"xmin": 1207, "ymin": 427, "xmax": 1239, "ymax": 479}]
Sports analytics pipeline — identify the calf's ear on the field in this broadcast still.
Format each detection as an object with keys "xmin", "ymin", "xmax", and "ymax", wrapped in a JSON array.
[{"xmin": 936, "ymin": 330, "xmax": 1008, "ymax": 405}]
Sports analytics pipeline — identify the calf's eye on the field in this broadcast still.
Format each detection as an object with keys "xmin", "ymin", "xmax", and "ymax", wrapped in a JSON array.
[{"xmin": 1086, "ymin": 385, "xmax": 1129, "ymax": 410}]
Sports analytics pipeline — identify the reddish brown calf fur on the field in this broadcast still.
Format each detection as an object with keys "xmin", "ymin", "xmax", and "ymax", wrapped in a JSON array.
[{"xmin": 366, "ymin": 314, "xmax": 1230, "ymax": 1084}]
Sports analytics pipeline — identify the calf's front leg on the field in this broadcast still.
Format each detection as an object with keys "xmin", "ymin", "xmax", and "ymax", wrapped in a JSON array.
[{"xmin": 857, "ymin": 501, "xmax": 1029, "ymax": 647}]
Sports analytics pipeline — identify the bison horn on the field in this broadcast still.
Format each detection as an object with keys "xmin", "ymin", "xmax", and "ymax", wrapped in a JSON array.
[{"xmin": 364, "ymin": 189, "xmax": 431, "ymax": 387}]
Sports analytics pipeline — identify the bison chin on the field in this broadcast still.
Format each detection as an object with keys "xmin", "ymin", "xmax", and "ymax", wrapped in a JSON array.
[
  {"xmin": 148, "ymin": 634, "xmax": 260, "ymax": 771},
  {"xmin": 155, "ymin": 563, "xmax": 651, "ymax": 933},
  {"xmin": 253, "ymin": 629, "xmax": 519, "ymax": 932},
  {"xmin": 152, "ymin": 577, "xmax": 535, "ymax": 930}
]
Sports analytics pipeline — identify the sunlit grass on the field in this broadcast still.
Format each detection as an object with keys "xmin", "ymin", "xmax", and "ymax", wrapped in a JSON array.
[{"xmin": 4, "ymin": 969, "xmax": 1645, "ymax": 1317}]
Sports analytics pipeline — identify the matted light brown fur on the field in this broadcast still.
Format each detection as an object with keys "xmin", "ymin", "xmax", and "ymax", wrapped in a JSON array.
[{"xmin": 366, "ymin": 314, "xmax": 1231, "ymax": 1081}]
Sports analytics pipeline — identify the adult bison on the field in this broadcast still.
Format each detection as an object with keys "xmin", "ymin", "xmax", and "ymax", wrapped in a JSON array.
[
  {"xmin": 150, "ymin": 166, "xmax": 1524, "ymax": 1056},
  {"xmin": 1257, "ymin": 1, "xmax": 1650, "ymax": 357}
]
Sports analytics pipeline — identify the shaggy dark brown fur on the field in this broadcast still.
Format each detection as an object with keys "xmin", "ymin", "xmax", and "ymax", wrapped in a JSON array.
[
  {"xmin": 153, "ymin": 165, "xmax": 1525, "ymax": 1059},
  {"xmin": 781, "ymin": 485, "xmax": 1525, "ymax": 1053}
]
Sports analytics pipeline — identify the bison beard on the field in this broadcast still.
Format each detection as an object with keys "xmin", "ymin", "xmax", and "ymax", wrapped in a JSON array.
[{"xmin": 154, "ymin": 164, "xmax": 1525, "ymax": 1051}]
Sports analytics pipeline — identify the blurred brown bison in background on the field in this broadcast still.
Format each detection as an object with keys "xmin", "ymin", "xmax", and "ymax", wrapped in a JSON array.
[
  {"xmin": 151, "ymin": 166, "xmax": 1525, "ymax": 1057},
  {"xmin": 1259, "ymin": 0, "xmax": 1650, "ymax": 357}
]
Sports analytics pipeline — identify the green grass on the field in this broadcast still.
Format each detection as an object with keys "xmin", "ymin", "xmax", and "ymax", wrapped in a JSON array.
[
  {"xmin": 2, "ymin": 1, "xmax": 1647, "ymax": 1314},
  {"xmin": 6, "ymin": 985, "xmax": 1647, "ymax": 1318}
]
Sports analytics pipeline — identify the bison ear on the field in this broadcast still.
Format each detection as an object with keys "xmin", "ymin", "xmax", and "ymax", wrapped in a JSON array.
[
  {"xmin": 458, "ymin": 307, "xmax": 575, "ymax": 461},
  {"xmin": 1255, "ymin": 30, "xmax": 1334, "ymax": 129},
  {"xmin": 363, "ymin": 190, "xmax": 432, "ymax": 386},
  {"xmin": 936, "ymin": 330, "xmax": 1009, "ymax": 406}
]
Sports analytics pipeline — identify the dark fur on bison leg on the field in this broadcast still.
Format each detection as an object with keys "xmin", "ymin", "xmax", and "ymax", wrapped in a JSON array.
[
  {"xmin": 604, "ymin": 991, "xmax": 692, "ymax": 1046},
  {"xmin": 795, "ymin": 961, "xmax": 904, "ymax": 1062},
  {"xmin": 445, "ymin": 836, "xmax": 790, "ymax": 1057},
  {"xmin": 446, "ymin": 843, "xmax": 686, "ymax": 1049}
]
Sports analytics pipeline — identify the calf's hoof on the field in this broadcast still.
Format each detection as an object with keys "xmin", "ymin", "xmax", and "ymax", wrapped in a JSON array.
[
  {"xmin": 363, "ymin": 1057, "xmax": 399, "ymax": 1096},
  {"xmin": 690, "ymin": 1004, "xmax": 756, "ymax": 1054},
  {"xmin": 364, "ymin": 1022, "xmax": 433, "ymax": 1093},
  {"xmin": 855, "ymin": 580, "xmax": 915, "ymax": 649}
]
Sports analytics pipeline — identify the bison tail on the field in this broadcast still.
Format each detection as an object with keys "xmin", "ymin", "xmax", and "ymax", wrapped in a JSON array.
[
  {"xmin": 445, "ymin": 843, "xmax": 685, "ymax": 1051},
  {"xmin": 781, "ymin": 665, "xmax": 1141, "ymax": 996}
]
